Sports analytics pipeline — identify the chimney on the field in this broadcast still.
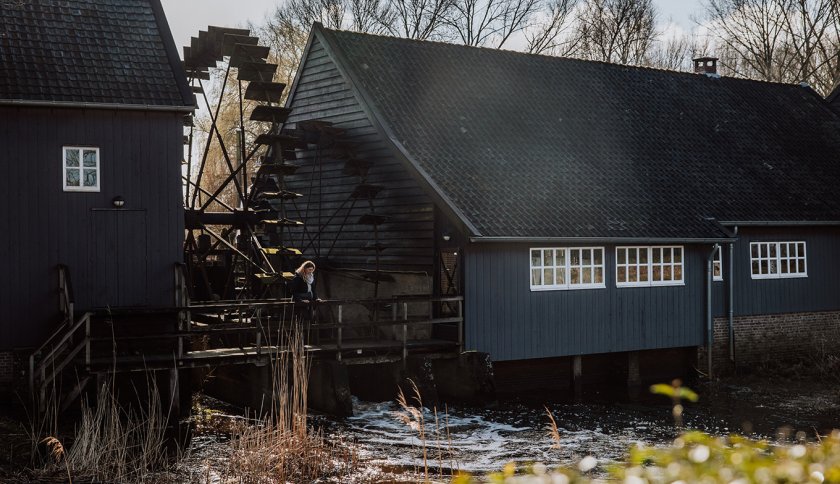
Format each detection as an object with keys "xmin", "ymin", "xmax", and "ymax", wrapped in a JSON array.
[{"xmin": 693, "ymin": 56, "xmax": 718, "ymax": 75}]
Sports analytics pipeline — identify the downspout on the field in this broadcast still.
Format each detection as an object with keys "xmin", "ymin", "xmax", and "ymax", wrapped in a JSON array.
[
  {"xmin": 729, "ymin": 227, "xmax": 738, "ymax": 367},
  {"xmin": 707, "ymin": 243, "xmax": 720, "ymax": 379}
]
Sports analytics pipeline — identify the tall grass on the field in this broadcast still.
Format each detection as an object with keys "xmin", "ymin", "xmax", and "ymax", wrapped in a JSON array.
[
  {"xmin": 34, "ymin": 376, "xmax": 172, "ymax": 483},
  {"xmin": 217, "ymin": 322, "xmax": 358, "ymax": 482}
]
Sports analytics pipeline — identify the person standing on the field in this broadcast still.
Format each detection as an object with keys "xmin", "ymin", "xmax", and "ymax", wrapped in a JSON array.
[{"xmin": 289, "ymin": 260, "xmax": 321, "ymax": 303}]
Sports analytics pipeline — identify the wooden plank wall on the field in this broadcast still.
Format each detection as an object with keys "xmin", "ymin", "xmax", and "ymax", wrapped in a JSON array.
[
  {"xmin": 712, "ymin": 226, "xmax": 840, "ymax": 317},
  {"xmin": 284, "ymin": 37, "xmax": 435, "ymax": 272},
  {"xmin": 464, "ymin": 243, "xmax": 707, "ymax": 361},
  {"xmin": 0, "ymin": 107, "xmax": 184, "ymax": 350}
]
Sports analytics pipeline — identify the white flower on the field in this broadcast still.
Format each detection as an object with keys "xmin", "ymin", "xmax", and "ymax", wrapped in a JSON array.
[
  {"xmin": 789, "ymin": 445, "xmax": 807, "ymax": 459},
  {"xmin": 810, "ymin": 471, "xmax": 825, "ymax": 483}
]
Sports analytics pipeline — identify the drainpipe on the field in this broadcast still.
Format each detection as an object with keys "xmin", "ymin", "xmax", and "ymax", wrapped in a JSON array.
[
  {"xmin": 729, "ymin": 227, "xmax": 737, "ymax": 366},
  {"xmin": 707, "ymin": 243, "xmax": 720, "ymax": 379}
]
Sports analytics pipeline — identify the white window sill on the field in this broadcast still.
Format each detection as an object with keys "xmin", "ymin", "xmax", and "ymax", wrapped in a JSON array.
[
  {"xmin": 530, "ymin": 283, "xmax": 606, "ymax": 291},
  {"xmin": 64, "ymin": 186, "xmax": 100, "ymax": 192},
  {"xmin": 616, "ymin": 281, "xmax": 685, "ymax": 288},
  {"xmin": 750, "ymin": 273, "xmax": 808, "ymax": 280}
]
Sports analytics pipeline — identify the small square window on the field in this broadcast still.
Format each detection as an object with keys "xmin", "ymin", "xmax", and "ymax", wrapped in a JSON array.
[
  {"xmin": 63, "ymin": 146, "xmax": 100, "ymax": 192},
  {"xmin": 713, "ymin": 249, "xmax": 723, "ymax": 281}
]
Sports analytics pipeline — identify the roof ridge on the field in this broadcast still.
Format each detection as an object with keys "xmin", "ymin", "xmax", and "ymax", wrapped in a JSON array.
[{"xmin": 321, "ymin": 26, "xmax": 817, "ymax": 92}]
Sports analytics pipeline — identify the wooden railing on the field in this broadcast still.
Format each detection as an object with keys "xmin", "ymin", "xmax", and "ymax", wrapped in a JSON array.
[{"xmin": 29, "ymin": 265, "xmax": 93, "ymax": 412}]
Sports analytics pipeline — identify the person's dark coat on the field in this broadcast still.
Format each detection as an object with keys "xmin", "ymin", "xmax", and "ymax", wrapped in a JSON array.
[{"xmin": 288, "ymin": 273, "xmax": 317, "ymax": 301}]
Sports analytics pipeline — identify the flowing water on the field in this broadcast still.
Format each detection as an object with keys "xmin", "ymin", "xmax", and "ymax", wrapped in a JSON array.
[
  {"xmin": 179, "ymin": 375, "xmax": 840, "ymax": 482},
  {"xmin": 316, "ymin": 376, "xmax": 840, "ymax": 478}
]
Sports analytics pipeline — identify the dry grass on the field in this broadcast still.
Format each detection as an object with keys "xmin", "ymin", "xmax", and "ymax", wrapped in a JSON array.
[
  {"xmin": 32, "ymin": 376, "xmax": 172, "ymax": 483},
  {"xmin": 207, "ymin": 324, "xmax": 359, "ymax": 483}
]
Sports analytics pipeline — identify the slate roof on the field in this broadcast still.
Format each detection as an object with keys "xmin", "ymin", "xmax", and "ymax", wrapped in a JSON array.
[
  {"xmin": 0, "ymin": 0, "xmax": 192, "ymax": 108},
  {"xmin": 313, "ymin": 25, "xmax": 840, "ymax": 240}
]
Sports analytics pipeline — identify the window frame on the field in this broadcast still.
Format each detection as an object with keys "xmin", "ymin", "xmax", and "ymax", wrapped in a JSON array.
[
  {"xmin": 616, "ymin": 245, "xmax": 685, "ymax": 288},
  {"xmin": 529, "ymin": 247, "xmax": 606, "ymax": 291},
  {"xmin": 63, "ymin": 146, "xmax": 100, "ymax": 192},
  {"xmin": 749, "ymin": 241, "xmax": 807, "ymax": 279},
  {"xmin": 713, "ymin": 248, "xmax": 723, "ymax": 282}
]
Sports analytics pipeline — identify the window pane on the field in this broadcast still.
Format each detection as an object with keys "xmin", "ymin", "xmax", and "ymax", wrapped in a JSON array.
[
  {"xmin": 652, "ymin": 248, "xmax": 661, "ymax": 263},
  {"xmin": 629, "ymin": 249, "xmax": 637, "ymax": 264},
  {"xmin": 664, "ymin": 249, "xmax": 672, "ymax": 263},
  {"xmin": 594, "ymin": 249, "xmax": 603, "ymax": 265},
  {"xmin": 797, "ymin": 259, "xmax": 805, "ymax": 273},
  {"xmin": 761, "ymin": 244, "xmax": 768, "ymax": 257},
  {"xmin": 531, "ymin": 269, "xmax": 541, "ymax": 286},
  {"xmin": 769, "ymin": 259, "xmax": 777, "ymax": 274},
  {"xmin": 570, "ymin": 250, "xmax": 580, "ymax": 266},
  {"xmin": 66, "ymin": 169, "xmax": 80, "ymax": 186},
  {"xmin": 639, "ymin": 265, "xmax": 649, "ymax": 281},
  {"xmin": 594, "ymin": 267, "xmax": 603, "ymax": 283},
  {"xmin": 780, "ymin": 244, "xmax": 788, "ymax": 257},
  {"xmin": 531, "ymin": 250, "xmax": 541, "ymax": 267},
  {"xmin": 664, "ymin": 265, "xmax": 672, "ymax": 280},
  {"xmin": 628, "ymin": 266, "xmax": 637, "ymax": 282},
  {"xmin": 674, "ymin": 248, "xmax": 682, "ymax": 263},
  {"xmin": 798, "ymin": 243, "xmax": 805, "ymax": 257},
  {"xmin": 760, "ymin": 260, "xmax": 768, "ymax": 274},
  {"xmin": 769, "ymin": 244, "xmax": 777, "ymax": 258},
  {"xmin": 582, "ymin": 250, "xmax": 591, "ymax": 265},
  {"xmin": 83, "ymin": 150, "xmax": 97, "ymax": 167},
  {"xmin": 618, "ymin": 249, "xmax": 626, "ymax": 265},
  {"xmin": 780, "ymin": 260, "xmax": 789, "ymax": 273},
  {"xmin": 556, "ymin": 267, "xmax": 565, "ymax": 285},
  {"xmin": 653, "ymin": 265, "xmax": 662, "ymax": 281},
  {"xmin": 83, "ymin": 169, "xmax": 97, "ymax": 187},
  {"xmin": 751, "ymin": 244, "xmax": 759, "ymax": 258},
  {"xmin": 713, "ymin": 262, "xmax": 721, "ymax": 278},
  {"xmin": 674, "ymin": 265, "xmax": 682, "ymax": 280},
  {"xmin": 543, "ymin": 269, "xmax": 553, "ymax": 285},
  {"xmin": 65, "ymin": 149, "xmax": 79, "ymax": 167},
  {"xmin": 557, "ymin": 250, "xmax": 566, "ymax": 268},
  {"xmin": 570, "ymin": 267, "xmax": 580, "ymax": 284},
  {"xmin": 752, "ymin": 261, "xmax": 759, "ymax": 274},
  {"xmin": 582, "ymin": 267, "xmax": 592, "ymax": 284},
  {"xmin": 640, "ymin": 248, "xmax": 648, "ymax": 264},
  {"xmin": 617, "ymin": 266, "xmax": 626, "ymax": 282},
  {"xmin": 543, "ymin": 250, "xmax": 553, "ymax": 266}
]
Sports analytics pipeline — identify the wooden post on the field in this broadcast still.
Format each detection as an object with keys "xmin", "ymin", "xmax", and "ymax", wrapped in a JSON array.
[
  {"xmin": 627, "ymin": 351, "xmax": 641, "ymax": 387},
  {"xmin": 457, "ymin": 299, "xmax": 464, "ymax": 353},
  {"xmin": 572, "ymin": 355, "xmax": 582, "ymax": 402},
  {"xmin": 402, "ymin": 302, "xmax": 408, "ymax": 368},
  {"xmin": 336, "ymin": 305, "xmax": 343, "ymax": 362},
  {"xmin": 84, "ymin": 315, "xmax": 91, "ymax": 371},
  {"xmin": 256, "ymin": 332, "xmax": 262, "ymax": 355}
]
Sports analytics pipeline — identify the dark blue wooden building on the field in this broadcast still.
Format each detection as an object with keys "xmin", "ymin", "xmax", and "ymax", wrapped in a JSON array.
[
  {"xmin": 0, "ymin": 0, "xmax": 193, "ymax": 381},
  {"xmin": 283, "ymin": 24, "xmax": 840, "ymax": 372}
]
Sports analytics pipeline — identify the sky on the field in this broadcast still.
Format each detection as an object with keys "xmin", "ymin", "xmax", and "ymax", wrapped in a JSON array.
[{"xmin": 159, "ymin": 0, "xmax": 706, "ymax": 57}]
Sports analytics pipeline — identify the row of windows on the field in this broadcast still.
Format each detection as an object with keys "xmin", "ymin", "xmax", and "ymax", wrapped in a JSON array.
[{"xmin": 530, "ymin": 243, "xmax": 808, "ymax": 291}]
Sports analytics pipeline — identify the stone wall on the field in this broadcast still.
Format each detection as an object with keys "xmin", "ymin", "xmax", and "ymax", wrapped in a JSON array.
[{"xmin": 698, "ymin": 310, "xmax": 840, "ymax": 374}]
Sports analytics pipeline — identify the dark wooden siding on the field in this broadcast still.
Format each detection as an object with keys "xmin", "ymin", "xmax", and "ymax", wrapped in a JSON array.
[
  {"xmin": 0, "ymin": 107, "xmax": 184, "ymax": 350},
  {"xmin": 284, "ymin": 37, "xmax": 435, "ymax": 271},
  {"xmin": 713, "ymin": 226, "xmax": 840, "ymax": 317},
  {"xmin": 464, "ymin": 243, "xmax": 708, "ymax": 361}
]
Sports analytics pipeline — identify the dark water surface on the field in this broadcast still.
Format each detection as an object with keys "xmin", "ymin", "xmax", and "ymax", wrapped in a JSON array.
[{"xmin": 317, "ymin": 376, "xmax": 840, "ymax": 476}]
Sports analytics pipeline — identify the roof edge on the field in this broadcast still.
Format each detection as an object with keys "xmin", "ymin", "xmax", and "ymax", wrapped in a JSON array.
[
  {"xmin": 148, "ymin": 0, "xmax": 195, "ymax": 108},
  {"xmin": 0, "ymin": 99, "xmax": 195, "ymax": 112},
  {"xmin": 312, "ymin": 24, "xmax": 483, "ymax": 237},
  {"xmin": 719, "ymin": 220, "xmax": 840, "ymax": 227},
  {"xmin": 470, "ymin": 236, "xmax": 736, "ymax": 244}
]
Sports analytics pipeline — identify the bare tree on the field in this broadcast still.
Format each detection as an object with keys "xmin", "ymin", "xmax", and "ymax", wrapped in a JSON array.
[
  {"xmin": 703, "ymin": 0, "xmax": 840, "ymax": 95},
  {"xmin": 575, "ymin": 0, "xmax": 659, "ymax": 65},
  {"xmin": 443, "ymin": 0, "xmax": 541, "ymax": 48},
  {"xmin": 645, "ymin": 33, "xmax": 693, "ymax": 70},
  {"xmin": 525, "ymin": 0, "xmax": 580, "ymax": 55},
  {"xmin": 389, "ymin": 0, "xmax": 454, "ymax": 39}
]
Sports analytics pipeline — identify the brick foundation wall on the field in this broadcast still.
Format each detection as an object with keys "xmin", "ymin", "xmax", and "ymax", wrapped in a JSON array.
[
  {"xmin": 0, "ymin": 351, "xmax": 14, "ymax": 384},
  {"xmin": 698, "ymin": 310, "xmax": 840, "ymax": 373}
]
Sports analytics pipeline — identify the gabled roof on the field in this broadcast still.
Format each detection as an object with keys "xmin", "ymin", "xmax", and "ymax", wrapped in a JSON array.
[
  {"xmin": 0, "ymin": 0, "xmax": 193, "ymax": 110},
  {"xmin": 310, "ymin": 24, "xmax": 840, "ymax": 241}
]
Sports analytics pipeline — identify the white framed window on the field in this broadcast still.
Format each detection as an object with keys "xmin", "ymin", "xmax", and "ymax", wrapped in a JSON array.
[
  {"xmin": 63, "ymin": 146, "xmax": 100, "ymax": 192},
  {"xmin": 713, "ymin": 249, "xmax": 723, "ymax": 282},
  {"xmin": 616, "ymin": 246, "xmax": 684, "ymax": 287},
  {"xmin": 750, "ymin": 241, "xmax": 807, "ymax": 279},
  {"xmin": 530, "ymin": 247, "xmax": 605, "ymax": 291}
]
